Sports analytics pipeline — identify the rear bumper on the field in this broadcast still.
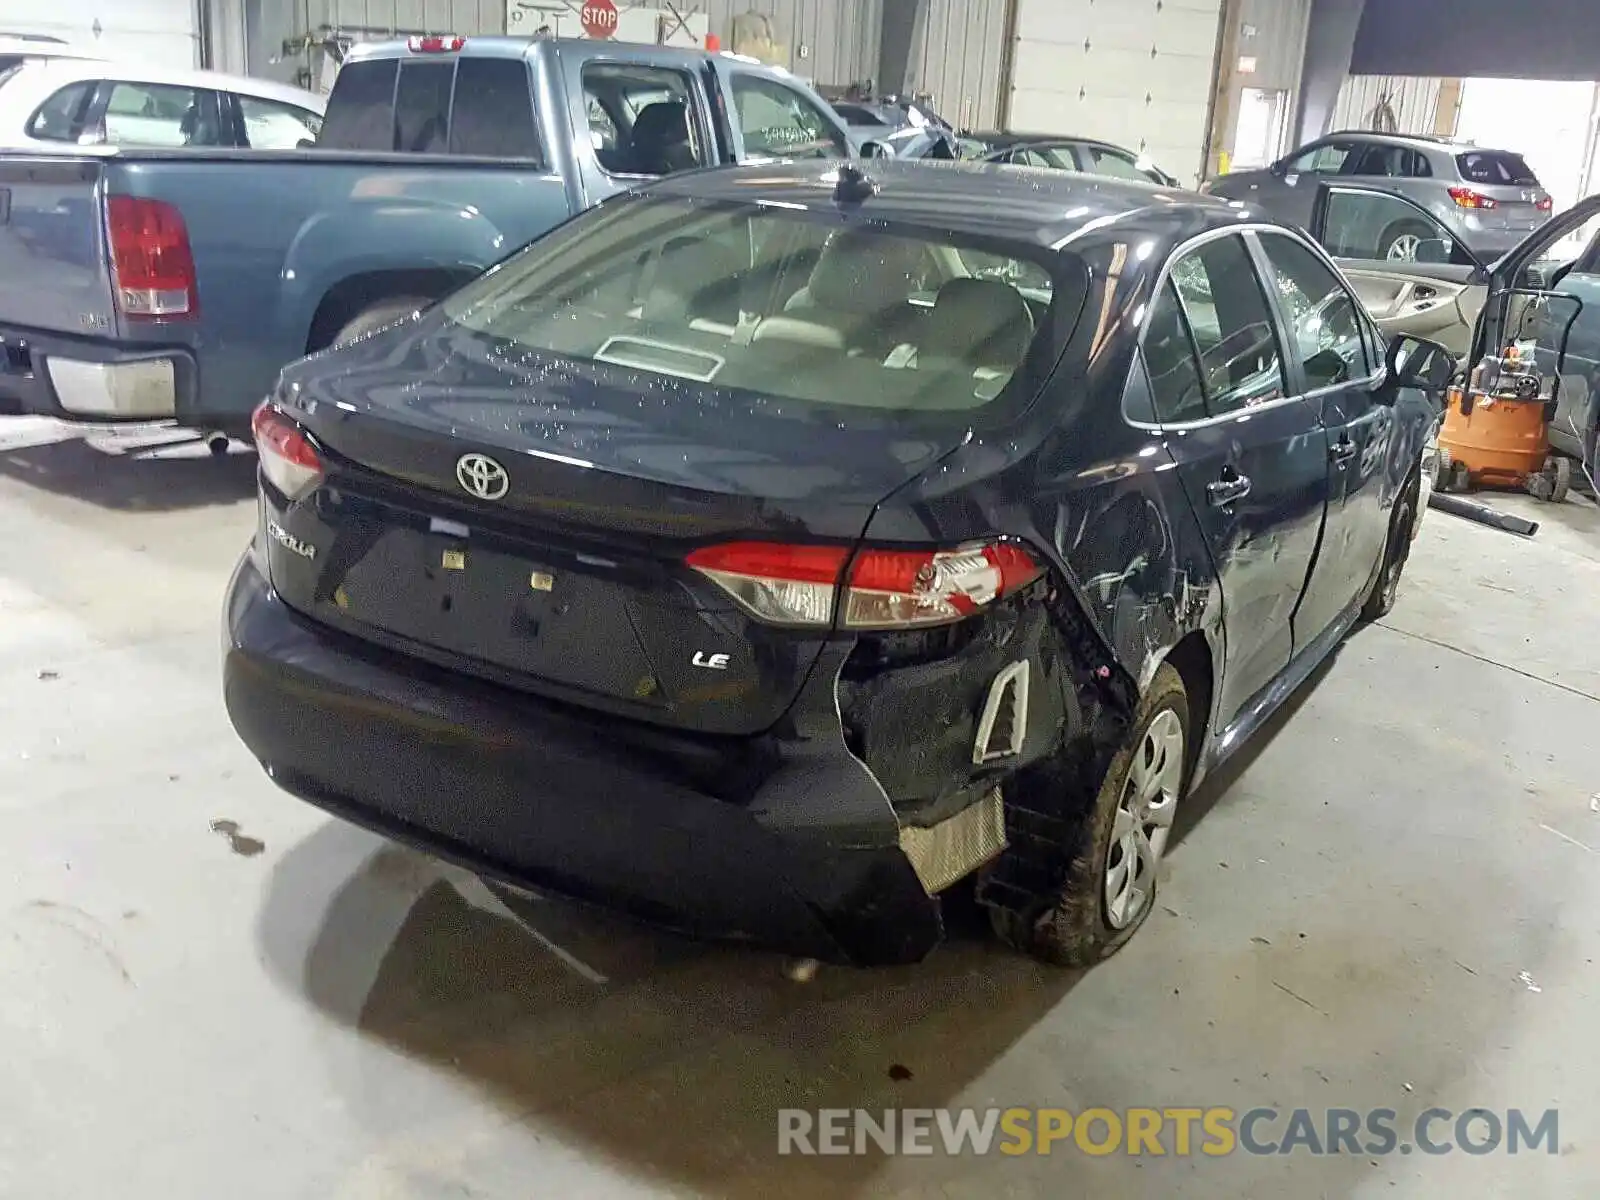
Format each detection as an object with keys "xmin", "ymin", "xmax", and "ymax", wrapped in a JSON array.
[
  {"xmin": 0, "ymin": 323, "xmax": 198, "ymax": 423},
  {"xmin": 221, "ymin": 553, "xmax": 947, "ymax": 965}
]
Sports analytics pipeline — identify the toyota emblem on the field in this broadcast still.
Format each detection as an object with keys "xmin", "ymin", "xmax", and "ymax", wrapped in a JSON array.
[{"xmin": 456, "ymin": 452, "xmax": 509, "ymax": 500}]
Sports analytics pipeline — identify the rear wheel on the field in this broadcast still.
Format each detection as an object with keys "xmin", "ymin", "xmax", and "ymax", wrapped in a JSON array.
[
  {"xmin": 1548, "ymin": 455, "xmax": 1573, "ymax": 504},
  {"xmin": 1362, "ymin": 469, "xmax": 1421, "ymax": 622},
  {"xmin": 989, "ymin": 663, "xmax": 1189, "ymax": 966},
  {"xmin": 331, "ymin": 296, "xmax": 431, "ymax": 348}
]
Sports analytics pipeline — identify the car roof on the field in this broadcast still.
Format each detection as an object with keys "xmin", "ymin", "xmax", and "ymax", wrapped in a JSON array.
[
  {"xmin": 645, "ymin": 158, "xmax": 1245, "ymax": 250},
  {"xmin": 1320, "ymin": 129, "xmax": 1518, "ymax": 155},
  {"xmin": 0, "ymin": 56, "xmax": 326, "ymax": 111}
]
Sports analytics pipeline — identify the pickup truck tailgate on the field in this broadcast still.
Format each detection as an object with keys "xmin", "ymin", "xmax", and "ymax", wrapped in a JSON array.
[{"xmin": 0, "ymin": 158, "xmax": 116, "ymax": 338}]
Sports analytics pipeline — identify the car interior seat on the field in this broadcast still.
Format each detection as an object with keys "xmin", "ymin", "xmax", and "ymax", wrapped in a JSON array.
[
  {"xmin": 773, "ymin": 229, "xmax": 926, "ymax": 357},
  {"xmin": 629, "ymin": 102, "xmax": 697, "ymax": 175},
  {"xmin": 639, "ymin": 235, "xmax": 745, "ymax": 332}
]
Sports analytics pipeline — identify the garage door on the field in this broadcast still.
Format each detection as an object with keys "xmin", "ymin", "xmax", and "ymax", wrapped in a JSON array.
[
  {"xmin": 1007, "ymin": 0, "xmax": 1223, "ymax": 187},
  {"xmin": 2, "ymin": 0, "xmax": 199, "ymax": 71}
]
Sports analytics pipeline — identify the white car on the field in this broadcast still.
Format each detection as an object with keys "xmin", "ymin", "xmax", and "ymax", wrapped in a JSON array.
[{"xmin": 0, "ymin": 57, "xmax": 324, "ymax": 150}]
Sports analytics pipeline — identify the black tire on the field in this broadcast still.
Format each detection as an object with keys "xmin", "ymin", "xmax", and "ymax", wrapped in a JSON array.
[
  {"xmin": 989, "ymin": 662, "xmax": 1190, "ymax": 967},
  {"xmin": 1548, "ymin": 456, "xmax": 1572, "ymax": 504},
  {"xmin": 1361, "ymin": 468, "xmax": 1421, "ymax": 622},
  {"xmin": 330, "ymin": 296, "xmax": 431, "ymax": 348},
  {"xmin": 1378, "ymin": 220, "xmax": 1433, "ymax": 263}
]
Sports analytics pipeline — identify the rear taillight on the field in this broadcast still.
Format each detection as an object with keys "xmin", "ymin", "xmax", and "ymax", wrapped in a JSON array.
[
  {"xmin": 407, "ymin": 34, "xmax": 464, "ymax": 51},
  {"xmin": 106, "ymin": 195, "xmax": 198, "ymax": 319},
  {"xmin": 1537, "ymin": 195, "xmax": 1554, "ymax": 213},
  {"xmin": 686, "ymin": 541, "xmax": 1044, "ymax": 630},
  {"xmin": 251, "ymin": 401, "xmax": 324, "ymax": 501},
  {"xmin": 1448, "ymin": 186, "xmax": 1497, "ymax": 210}
]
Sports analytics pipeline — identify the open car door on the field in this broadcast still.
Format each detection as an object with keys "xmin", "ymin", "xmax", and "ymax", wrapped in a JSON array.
[
  {"xmin": 1467, "ymin": 193, "xmax": 1600, "ymax": 471},
  {"xmin": 1309, "ymin": 183, "xmax": 1491, "ymax": 357}
]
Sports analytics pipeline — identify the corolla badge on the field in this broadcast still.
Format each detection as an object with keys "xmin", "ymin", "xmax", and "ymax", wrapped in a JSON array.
[{"xmin": 456, "ymin": 452, "xmax": 509, "ymax": 500}]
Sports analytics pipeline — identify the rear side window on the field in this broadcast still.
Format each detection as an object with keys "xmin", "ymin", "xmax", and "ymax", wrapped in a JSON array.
[
  {"xmin": 393, "ymin": 59, "xmax": 452, "ymax": 152},
  {"xmin": 438, "ymin": 196, "xmax": 1081, "ymax": 423},
  {"xmin": 100, "ymin": 82, "xmax": 225, "ymax": 147},
  {"xmin": 26, "ymin": 80, "xmax": 94, "ymax": 141},
  {"xmin": 1456, "ymin": 150, "xmax": 1539, "ymax": 186},
  {"xmin": 448, "ymin": 57, "xmax": 539, "ymax": 158},
  {"xmin": 316, "ymin": 58, "xmax": 397, "ymax": 149}
]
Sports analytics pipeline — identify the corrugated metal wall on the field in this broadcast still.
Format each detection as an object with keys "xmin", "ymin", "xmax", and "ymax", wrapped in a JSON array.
[
  {"xmin": 907, "ymin": 0, "xmax": 1008, "ymax": 132},
  {"xmin": 291, "ymin": 1, "xmax": 879, "ymax": 87},
  {"xmin": 1331, "ymin": 75, "xmax": 1450, "ymax": 136}
]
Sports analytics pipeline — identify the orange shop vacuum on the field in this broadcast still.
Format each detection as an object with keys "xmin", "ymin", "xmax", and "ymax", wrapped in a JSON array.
[{"xmin": 1432, "ymin": 343, "xmax": 1572, "ymax": 503}]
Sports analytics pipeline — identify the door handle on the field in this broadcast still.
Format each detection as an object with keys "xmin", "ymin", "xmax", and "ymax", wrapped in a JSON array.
[
  {"xmin": 1207, "ymin": 471, "xmax": 1252, "ymax": 507},
  {"xmin": 1330, "ymin": 437, "xmax": 1358, "ymax": 465}
]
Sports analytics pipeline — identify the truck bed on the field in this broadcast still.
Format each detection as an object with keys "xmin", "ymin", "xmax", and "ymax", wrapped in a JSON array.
[{"xmin": 0, "ymin": 147, "xmax": 572, "ymax": 429}]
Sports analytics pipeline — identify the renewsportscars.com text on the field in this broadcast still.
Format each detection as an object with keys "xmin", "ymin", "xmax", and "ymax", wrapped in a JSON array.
[{"xmin": 777, "ymin": 1106, "xmax": 1559, "ymax": 1158}]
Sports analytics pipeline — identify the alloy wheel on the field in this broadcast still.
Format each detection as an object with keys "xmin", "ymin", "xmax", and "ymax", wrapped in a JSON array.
[
  {"xmin": 1386, "ymin": 234, "xmax": 1422, "ymax": 262},
  {"xmin": 1104, "ymin": 708, "xmax": 1184, "ymax": 930}
]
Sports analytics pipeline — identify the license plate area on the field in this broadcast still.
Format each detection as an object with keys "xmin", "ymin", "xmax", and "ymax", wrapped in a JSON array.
[{"xmin": 328, "ymin": 516, "xmax": 667, "ymax": 704}]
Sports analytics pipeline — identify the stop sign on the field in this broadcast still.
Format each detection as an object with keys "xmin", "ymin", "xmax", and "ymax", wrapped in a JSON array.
[{"xmin": 581, "ymin": 0, "xmax": 618, "ymax": 39}]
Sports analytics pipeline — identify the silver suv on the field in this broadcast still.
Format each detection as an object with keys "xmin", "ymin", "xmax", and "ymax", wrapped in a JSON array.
[{"xmin": 1207, "ymin": 132, "xmax": 1552, "ymax": 261}]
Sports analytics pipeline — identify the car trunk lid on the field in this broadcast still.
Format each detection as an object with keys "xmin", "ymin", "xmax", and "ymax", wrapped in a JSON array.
[{"xmin": 263, "ymin": 322, "xmax": 965, "ymax": 735}]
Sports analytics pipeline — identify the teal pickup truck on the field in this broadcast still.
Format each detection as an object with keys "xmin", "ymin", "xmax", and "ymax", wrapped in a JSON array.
[{"xmin": 0, "ymin": 35, "xmax": 854, "ymax": 443}]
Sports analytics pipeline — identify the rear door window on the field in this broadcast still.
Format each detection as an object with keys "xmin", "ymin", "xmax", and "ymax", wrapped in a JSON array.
[
  {"xmin": 393, "ymin": 59, "xmax": 453, "ymax": 152},
  {"xmin": 581, "ymin": 63, "xmax": 706, "ymax": 176},
  {"xmin": 1142, "ymin": 279, "xmax": 1209, "ymax": 424},
  {"xmin": 1169, "ymin": 234, "xmax": 1288, "ymax": 416},
  {"xmin": 448, "ymin": 57, "xmax": 540, "ymax": 158},
  {"xmin": 100, "ymin": 81, "xmax": 226, "ymax": 146},
  {"xmin": 728, "ymin": 75, "xmax": 848, "ymax": 160},
  {"xmin": 25, "ymin": 79, "xmax": 95, "ymax": 141},
  {"xmin": 1080, "ymin": 143, "xmax": 1153, "ymax": 182},
  {"xmin": 316, "ymin": 58, "xmax": 397, "ymax": 149},
  {"xmin": 1456, "ymin": 150, "xmax": 1539, "ymax": 186},
  {"xmin": 237, "ymin": 95, "xmax": 322, "ymax": 148}
]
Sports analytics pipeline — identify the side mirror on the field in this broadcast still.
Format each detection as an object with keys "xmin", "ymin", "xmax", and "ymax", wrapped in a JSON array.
[
  {"xmin": 1268, "ymin": 159, "xmax": 1288, "ymax": 177},
  {"xmin": 1386, "ymin": 334, "xmax": 1455, "ymax": 395},
  {"xmin": 859, "ymin": 140, "xmax": 891, "ymax": 160}
]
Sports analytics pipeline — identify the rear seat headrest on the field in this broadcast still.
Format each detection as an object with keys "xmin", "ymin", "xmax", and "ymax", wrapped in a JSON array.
[
  {"xmin": 803, "ymin": 229, "xmax": 927, "ymax": 316},
  {"xmin": 924, "ymin": 277, "xmax": 1035, "ymax": 369}
]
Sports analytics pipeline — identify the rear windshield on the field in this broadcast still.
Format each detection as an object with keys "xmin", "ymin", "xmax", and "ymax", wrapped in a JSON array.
[
  {"xmin": 439, "ymin": 195, "xmax": 1080, "ymax": 420},
  {"xmin": 317, "ymin": 55, "xmax": 542, "ymax": 160},
  {"xmin": 1455, "ymin": 150, "xmax": 1539, "ymax": 186}
]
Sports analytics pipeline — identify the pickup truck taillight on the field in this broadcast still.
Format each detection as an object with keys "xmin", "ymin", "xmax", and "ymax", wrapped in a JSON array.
[
  {"xmin": 686, "ymin": 541, "xmax": 1043, "ymax": 630},
  {"xmin": 106, "ymin": 195, "xmax": 198, "ymax": 320},
  {"xmin": 252, "ymin": 402, "xmax": 324, "ymax": 501}
]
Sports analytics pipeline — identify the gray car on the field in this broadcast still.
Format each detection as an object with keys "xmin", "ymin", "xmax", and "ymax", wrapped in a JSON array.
[{"xmin": 1208, "ymin": 131, "xmax": 1553, "ymax": 261}]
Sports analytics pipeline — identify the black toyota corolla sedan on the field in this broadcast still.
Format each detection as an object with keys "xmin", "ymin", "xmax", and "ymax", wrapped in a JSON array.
[{"xmin": 224, "ymin": 160, "xmax": 1450, "ymax": 968}]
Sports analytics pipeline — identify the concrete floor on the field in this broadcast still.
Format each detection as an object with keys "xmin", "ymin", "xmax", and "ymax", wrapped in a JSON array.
[{"xmin": 1, "ymin": 417, "xmax": 1597, "ymax": 1199}]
